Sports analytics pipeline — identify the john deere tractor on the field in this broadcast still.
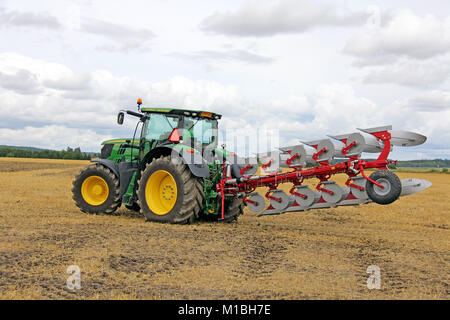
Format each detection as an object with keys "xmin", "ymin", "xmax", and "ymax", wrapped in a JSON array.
[{"xmin": 72, "ymin": 99, "xmax": 244, "ymax": 224}]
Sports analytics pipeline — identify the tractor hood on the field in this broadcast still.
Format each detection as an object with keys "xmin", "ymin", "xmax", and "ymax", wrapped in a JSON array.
[{"xmin": 100, "ymin": 138, "xmax": 140, "ymax": 161}]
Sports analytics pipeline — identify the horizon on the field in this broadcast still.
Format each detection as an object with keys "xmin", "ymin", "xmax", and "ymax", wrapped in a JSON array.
[{"xmin": 1, "ymin": 144, "xmax": 449, "ymax": 163}]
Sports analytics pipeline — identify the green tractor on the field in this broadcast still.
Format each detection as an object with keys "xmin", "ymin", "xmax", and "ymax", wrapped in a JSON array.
[{"xmin": 72, "ymin": 99, "xmax": 244, "ymax": 224}]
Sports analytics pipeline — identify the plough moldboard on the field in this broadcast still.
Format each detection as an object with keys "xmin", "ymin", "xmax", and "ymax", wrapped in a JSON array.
[{"xmin": 218, "ymin": 125, "xmax": 432, "ymax": 217}]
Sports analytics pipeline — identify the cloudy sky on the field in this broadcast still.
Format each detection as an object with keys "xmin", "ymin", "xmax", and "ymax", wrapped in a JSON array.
[{"xmin": 0, "ymin": 0, "xmax": 449, "ymax": 160}]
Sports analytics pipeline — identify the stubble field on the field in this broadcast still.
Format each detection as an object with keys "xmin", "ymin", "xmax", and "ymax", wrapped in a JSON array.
[{"xmin": 0, "ymin": 157, "xmax": 448, "ymax": 300}]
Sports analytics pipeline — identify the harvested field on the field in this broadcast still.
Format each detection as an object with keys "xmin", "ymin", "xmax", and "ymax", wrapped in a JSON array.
[{"xmin": 0, "ymin": 157, "xmax": 448, "ymax": 299}]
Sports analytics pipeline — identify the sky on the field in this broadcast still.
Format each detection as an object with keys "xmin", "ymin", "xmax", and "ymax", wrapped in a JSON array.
[{"xmin": 0, "ymin": 0, "xmax": 449, "ymax": 160}]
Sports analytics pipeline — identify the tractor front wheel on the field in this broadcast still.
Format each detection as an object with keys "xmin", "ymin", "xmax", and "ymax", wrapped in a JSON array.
[
  {"xmin": 72, "ymin": 164, "xmax": 121, "ymax": 214},
  {"xmin": 137, "ymin": 156, "xmax": 204, "ymax": 224}
]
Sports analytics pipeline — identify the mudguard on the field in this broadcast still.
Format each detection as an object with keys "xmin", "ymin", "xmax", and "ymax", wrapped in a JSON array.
[
  {"xmin": 177, "ymin": 149, "xmax": 211, "ymax": 178},
  {"xmin": 91, "ymin": 159, "xmax": 138, "ymax": 197},
  {"xmin": 117, "ymin": 161, "xmax": 138, "ymax": 197},
  {"xmin": 145, "ymin": 146, "xmax": 211, "ymax": 178},
  {"xmin": 91, "ymin": 159, "xmax": 120, "ymax": 178}
]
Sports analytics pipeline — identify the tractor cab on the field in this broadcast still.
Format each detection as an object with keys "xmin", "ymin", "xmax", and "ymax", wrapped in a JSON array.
[
  {"xmin": 140, "ymin": 108, "xmax": 220, "ymax": 152},
  {"xmin": 113, "ymin": 102, "xmax": 222, "ymax": 165}
]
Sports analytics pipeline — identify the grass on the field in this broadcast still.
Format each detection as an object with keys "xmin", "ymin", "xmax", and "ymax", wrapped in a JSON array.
[
  {"xmin": 393, "ymin": 167, "xmax": 449, "ymax": 174},
  {"xmin": 0, "ymin": 157, "xmax": 448, "ymax": 300}
]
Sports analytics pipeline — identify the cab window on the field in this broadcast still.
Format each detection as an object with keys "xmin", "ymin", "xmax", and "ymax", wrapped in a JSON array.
[
  {"xmin": 183, "ymin": 117, "xmax": 217, "ymax": 147},
  {"xmin": 145, "ymin": 114, "xmax": 180, "ymax": 142}
]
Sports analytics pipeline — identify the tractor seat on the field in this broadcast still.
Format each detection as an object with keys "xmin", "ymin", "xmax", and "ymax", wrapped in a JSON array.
[{"xmin": 159, "ymin": 132, "xmax": 171, "ymax": 141}]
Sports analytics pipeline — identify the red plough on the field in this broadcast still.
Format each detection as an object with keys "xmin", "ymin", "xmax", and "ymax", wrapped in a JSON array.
[{"xmin": 218, "ymin": 126, "xmax": 432, "ymax": 217}]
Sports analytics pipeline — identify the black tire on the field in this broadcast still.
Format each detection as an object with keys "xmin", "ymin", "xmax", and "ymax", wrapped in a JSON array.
[
  {"xmin": 125, "ymin": 202, "xmax": 140, "ymax": 212},
  {"xmin": 72, "ymin": 164, "xmax": 121, "ymax": 214},
  {"xmin": 137, "ymin": 156, "xmax": 205, "ymax": 224},
  {"xmin": 366, "ymin": 170, "xmax": 402, "ymax": 205},
  {"xmin": 199, "ymin": 197, "xmax": 244, "ymax": 223},
  {"xmin": 221, "ymin": 197, "xmax": 244, "ymax": 223}
]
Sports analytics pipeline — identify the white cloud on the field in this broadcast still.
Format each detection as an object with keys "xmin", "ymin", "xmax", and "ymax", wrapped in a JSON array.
[
  {"xmin": 405, "ymin": 90, "xmax": 450, "ymax": 112},
  {"xmin": 0, "ymin": 52, "xmax": 447, "ymax": 158},
  {"xmin": 360, "ymin": 56, "xmax": 450, "ymax": 87},
  {"xmin": 0, "ymin": 69, "xmax": 42, "ymax": 94},
  {"xmin": 81, "ymin": 18, "xmax": 155, "ymax": 53},
  {"xmin": 200, "ymin": 0, "xmax": 368, "ymax": 37},
  {"xmin": 0, "ymin": 6, "xmax": 62, "ymax": 29},
  {"xmin": 0, "ymin": 5, "xmax": 154, "ymax": 53},
  {"xmin": 345, "ymin": 10, "xmax": 450, "ymax": 60},
  {"xmin": 43, "ymin": 72, "xmax": 92, "ymax": 92},
  {"xmin": 169, "ymin": 49, "xmax": 274, "ymax": 65},
  {"xmin": 345, "ymin": 10, "xmax": 450, "ymax": 88}
]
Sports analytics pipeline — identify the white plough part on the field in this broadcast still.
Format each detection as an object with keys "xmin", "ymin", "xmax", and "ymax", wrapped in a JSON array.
[{"xmin": 219, "ymin": 126, "xmax": 432, "ymax": 217}]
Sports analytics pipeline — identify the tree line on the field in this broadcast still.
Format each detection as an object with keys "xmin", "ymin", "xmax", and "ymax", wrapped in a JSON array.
[
  {"xmin": 0, "ymin": 147, "xmax": 98, "ymax": 160},
  {"xmin": 396, "ymin": 159, "xmax": 450, "ymax": 168}
]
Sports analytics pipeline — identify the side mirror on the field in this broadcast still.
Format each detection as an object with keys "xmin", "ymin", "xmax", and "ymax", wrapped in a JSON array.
[{"xmin": 117, "ymin": 112, "xmax": 125, "ymax": 125}]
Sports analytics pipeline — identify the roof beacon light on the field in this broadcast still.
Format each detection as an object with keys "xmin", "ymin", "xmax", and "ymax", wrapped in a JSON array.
[{"xmin": 137, "ymin": 98, "xmax": 143, "ymax": 111}]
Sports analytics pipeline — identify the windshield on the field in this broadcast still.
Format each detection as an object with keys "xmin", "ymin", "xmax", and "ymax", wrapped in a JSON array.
[
  {"xmin": 183, "ymin": 117, "xmax": 218, "ymax": 148},
  {"xmin": 144, "ymin": 114, "xmax": 180, "ymax": 142}
]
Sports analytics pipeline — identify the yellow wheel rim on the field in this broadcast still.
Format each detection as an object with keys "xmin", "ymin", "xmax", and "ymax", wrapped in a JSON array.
[
  {"xmin": 145, "ymin": 170, "xmax": 177, "ymax": 215},
  {"xmin": 81, "ymin": 176, "xmax": 109, "ymax": 206}
]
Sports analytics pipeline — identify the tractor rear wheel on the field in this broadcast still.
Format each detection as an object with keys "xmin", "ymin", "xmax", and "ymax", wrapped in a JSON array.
[
  {"xmin": 72, "ymin": 164, "xmax": 121, "ymax": 214},
  {"xmin": 137, "ymin": 156, "xmax": 204, "ymax": 224}
]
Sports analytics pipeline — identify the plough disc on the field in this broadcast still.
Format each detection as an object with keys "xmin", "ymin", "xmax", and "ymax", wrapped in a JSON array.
[
  {"xmin": 269, "ymin": 190, "xmax": 290, "ymax": 211},
  {"xmin": 349, "ymin": 177, "xmax": 369, "ymax": 200},
  {"xmin": 245, "ymin": 193, "xmax": 265, "ymax": 213},
  {"xmin": 329, "ymin": 132, "xmax": 366, "ymax": 157},
  {"xmin": 291, "ymin": 186, "xmax": 317, "ymax": 208},
  {"xmin": 320, "ymin": 181, "xmax": 344, "ymax": 205}
]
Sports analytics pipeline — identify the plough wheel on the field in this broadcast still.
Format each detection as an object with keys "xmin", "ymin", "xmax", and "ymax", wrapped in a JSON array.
[{"xmin": 366, "ymin": 170, "xmax": 402, "ymax": 205}]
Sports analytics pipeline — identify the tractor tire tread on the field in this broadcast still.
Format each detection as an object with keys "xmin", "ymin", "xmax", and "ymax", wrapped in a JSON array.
[
  {"xmin": 72, "ymin": 164, "xmax": 121, "ymax": 215},
  {"xmin": 137, "ymin": 155, "xmax": 204, "ymax": 224}
]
